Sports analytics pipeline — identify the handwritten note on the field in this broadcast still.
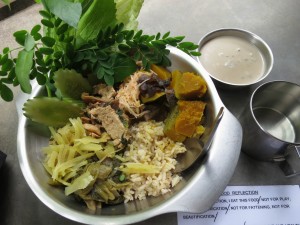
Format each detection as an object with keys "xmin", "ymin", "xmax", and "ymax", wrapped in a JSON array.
[{"xmin": 178, "ymin": 185, "xmax": 300, "ymax": 225}]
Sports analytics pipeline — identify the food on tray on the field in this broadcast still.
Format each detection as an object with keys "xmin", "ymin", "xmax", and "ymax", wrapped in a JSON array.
[
  {"xmin": 42, "ymin": 66, "xmax": 207, "ymax": 210},
  {"xmin": 173, "ymin": 71, "xmax": 207, "ymax": 99},
  {"xmin": 0, "ymin": 0, "xmax": 206, "ymax": 212}
]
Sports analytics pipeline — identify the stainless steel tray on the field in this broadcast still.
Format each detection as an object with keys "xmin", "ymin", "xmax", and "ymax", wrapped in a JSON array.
[{"xmin": 17, "ymin": 47, "xmax": 242, "ymax": 225}]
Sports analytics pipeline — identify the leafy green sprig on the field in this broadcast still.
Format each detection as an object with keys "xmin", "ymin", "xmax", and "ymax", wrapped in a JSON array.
[
  {"xmin": 69, "ymin": 24, "xmax": 200, "ymax": 86},
  {"xmin": 0, "ymin": 10, "xmax": 75, "ymax": 100},
  {"xmin": 0, "ymin": 10, "xmax": 200, "ymax": 102}
]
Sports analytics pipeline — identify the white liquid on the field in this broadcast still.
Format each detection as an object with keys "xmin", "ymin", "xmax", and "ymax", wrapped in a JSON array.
[{"xmin": 200, "ymin": 36, "xmax": 266, "ymax": 85}]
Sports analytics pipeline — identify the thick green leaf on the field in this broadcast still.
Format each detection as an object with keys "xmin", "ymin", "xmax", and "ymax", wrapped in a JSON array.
[
  {"xmin": 53, "ymin": 69, "xmax": 92, "ymax": 99},
  {"xmin": 23, "ymin": 97, "xmax": 82, "ymax": 127},
  {"xmin": 42, "ymin": 0, "xmax": 82, "ymax": 28},
  {"xmin": 15, "ymin": 49, "xmax": 34, "ymax": 94},
  {"xmin": 24, "ymin": 34, "xmax": 35, "ymax": 51},
  {"xmin": 76, "ymin": 0, "xmax": 117, "ymax": 43},
  {"xmin": 115, "ymin": 0, "xmax": 144, "ymax": 30}
]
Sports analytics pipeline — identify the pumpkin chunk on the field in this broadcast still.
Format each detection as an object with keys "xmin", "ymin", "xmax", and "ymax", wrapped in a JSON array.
[
  {"xmin": 151, "ymin": 64, "xmax": 172, "ymax": 80},
  {"xmin": 175, "ymin": 100, "xmax": 206, "ymax": 137},
  {"xmin": 173, "ymin": 72, "xmax": 207, "ymax": 99},
  {"xmin": 163, "ymin": 106, "xmax": 186, "ymax": 142},
  {"xmin": 164, "ymin": 100, "xmax": 206, "ymax": 141}
]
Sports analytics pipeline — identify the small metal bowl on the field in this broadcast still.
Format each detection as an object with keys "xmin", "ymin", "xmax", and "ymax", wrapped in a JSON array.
[{"xmin": 197, "ymin": 28, "xmax": 274, "ymax": 89}]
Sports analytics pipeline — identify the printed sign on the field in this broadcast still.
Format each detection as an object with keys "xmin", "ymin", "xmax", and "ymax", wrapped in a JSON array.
[{"xmin": 178, "ymin": 185, "xmax": 300, "ymax": 225}]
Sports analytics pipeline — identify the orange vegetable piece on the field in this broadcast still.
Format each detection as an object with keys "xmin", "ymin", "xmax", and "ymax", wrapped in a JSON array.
[
  {"xmin": 151, "ymin": 64, "xmax": 172, "ymax": 80},
  {"xmin": 170, "ymin": 70, "xmax": 182, "ymax": 88},
  {"xmin": 173, "ymin": 72, "xmax": 207, "ymax": 99},
  {"xmin": 175, "ymin": 100, "xmax": 206, "ymax": 137},
  {"xmin": 163, "ymin": 106, "xmax": 186, "ymax": 142}
]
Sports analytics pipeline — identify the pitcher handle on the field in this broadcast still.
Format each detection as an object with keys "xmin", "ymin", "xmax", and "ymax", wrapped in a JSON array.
[{"xmin": 275, "ymin": 145, "xmax": 300, "ymax": 177}]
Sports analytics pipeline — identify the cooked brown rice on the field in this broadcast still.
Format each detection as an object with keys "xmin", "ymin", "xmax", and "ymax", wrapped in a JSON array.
[{"xmin": 122, "ymin": 120, "xmax": 187, "ymax": 202}]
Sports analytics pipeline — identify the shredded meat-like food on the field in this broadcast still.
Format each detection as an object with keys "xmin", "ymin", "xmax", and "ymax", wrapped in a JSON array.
[{"xmin": 115, "ymin": 71, "xmax": 146, "ymax": 118}]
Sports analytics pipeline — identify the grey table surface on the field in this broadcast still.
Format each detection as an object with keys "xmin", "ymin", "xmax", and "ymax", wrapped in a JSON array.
[{"xmin": 0, "ymin": 1, "xmax": 300, "ymax": 224}]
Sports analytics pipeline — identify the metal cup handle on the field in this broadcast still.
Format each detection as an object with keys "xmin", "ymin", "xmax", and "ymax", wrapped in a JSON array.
[{"xmin": 274, "ymin": 145, "xmax": 300, "ymax": 177}]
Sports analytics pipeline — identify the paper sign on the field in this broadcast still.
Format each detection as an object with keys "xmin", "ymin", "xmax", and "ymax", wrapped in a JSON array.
[{"xmin": 178, "ymin": 185, "xmax": 300, "ymax": 225}]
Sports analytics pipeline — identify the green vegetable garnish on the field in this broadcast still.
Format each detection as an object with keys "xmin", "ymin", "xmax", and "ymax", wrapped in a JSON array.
[
  {"xmin": 119, "ymin": 173, "xmax": 126, "ymax": 182},
  {"xmin": 0, "ymin": 0, "xmax": 200, "ymax": 127},
  {"xmin": 23, "ymin": 97, "xmax": 82, "ymax": 127},
  {"xmin": 53, "ymin": 69, "xmax": 92, "ymax": 100}
]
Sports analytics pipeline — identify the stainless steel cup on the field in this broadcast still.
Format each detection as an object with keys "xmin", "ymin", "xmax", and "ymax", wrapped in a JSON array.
[{"xmin": 239, "ymin": 81, "xmax": 300, "ymax": 176}]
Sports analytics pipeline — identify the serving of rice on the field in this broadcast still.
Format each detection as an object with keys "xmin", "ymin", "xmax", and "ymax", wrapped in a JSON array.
[{"xmin": 122, "ymin": 120, "xmax": 187, "ymax": 202}]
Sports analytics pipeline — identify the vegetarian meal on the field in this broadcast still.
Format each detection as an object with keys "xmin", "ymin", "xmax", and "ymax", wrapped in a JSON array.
[
  {"xmin": 0, "ymin": 0, "xmax": 208, "ymax": 211},
  {"xmin": 40, "ymin": 67, "xmax": 208, "ymax": 210}
]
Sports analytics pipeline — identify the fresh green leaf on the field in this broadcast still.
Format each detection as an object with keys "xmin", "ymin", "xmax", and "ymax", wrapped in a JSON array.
[
  {"xmin": 115, "ymin": 0, "xmax": 144, "ymax": 30},
  {"xmin": 41, "ymin": 36, "xmax": 56, "ymax": 47},
  {"xmin": 104, "ymin": 74, "xmax": 114, "ymax": 86},
  {"xmin": 76, "ymin": 0, "xmax": 117, "ymax": 43},
  {"xmin": 30, "ymin": 25, "xmax": 41, "ymax": 35},
  {"xmin": 39, "ymin": 10, "xmax": 52, "ymax": 19},
  {"xmin": 0, "ymin": 83, "xmax": 14, "ymax": 102},
  {"xmin": 1, "ymin": 0, "xmax": 11, "ymax": 10},
  {"xmin": 39, "ymin": 47, "xmax": 54, "ymax": 55},
  {"xmin": 112, "ymin": 55, "xmax": 137, "ymax": 83},
  {"xmin": 1, "ymin": 59, "xmax": 13, "ymax": 72},
  {"xmin": 42, "ymin": 0, "xmax": 82, "ymax": 28},
  {"xmin": 56, "ymin": 23, "xmax": 69, "ymax": 35},
  {"xmin": 15, "ymin": 49, "xmax": 34, "ymax": 94},
  {"xmin": 41, "ymin": 19, "xmax": 54, "ymax": 28},
  {"xmin": 1, "ymin": 78, "xmax": 13, "ymax": 84},
  {"xmin": 36, "ymin": 72, "xmax": 47, "ymax": 85},
  {"xmin": 33, "ymin": 33, "xmax": 42, "ymax": 41},
  {"xmin": 53, "ymin": 69, "xmax": 92, "ymax": 100},
  {"xmin": 13, "ymin": 30, "xmax": 27, "ymax": 46},
  {"xmin": 3, "ymin": 47, "xmax": 9, "ymax": 54},
  {"xmin": 54, "ymin": 18, "xmax": 62, "ymax": 27},
  {"xmin": 24, "ymin": 34, "xmax": 35, "ymax": 51},
  {"xmin": 23, "ymin": 97, "xmax": 82, "ymax": 127},
  {"xmin": 0, "ymin": 71, "xmax": 7, "ymax": 76}
]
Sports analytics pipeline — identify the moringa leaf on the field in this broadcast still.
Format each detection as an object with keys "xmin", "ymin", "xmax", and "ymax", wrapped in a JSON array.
[
  {"xmin": 13, "ymin": 30, "xmax": 27, "ymax": 46},
  {"xmin": 0, "ymin": 83, "xmax": 13, "ymax": 102},
  {"xmin": 15, "ymin": 49, "xmax": 34, "ymax": 94},
  {"xmin": 41, "ymin": 36, "xmax": 56, "ymax": 47},
  {"xmin": 112, "ymin": 54, "xmax": 137, "ymax": 83}
]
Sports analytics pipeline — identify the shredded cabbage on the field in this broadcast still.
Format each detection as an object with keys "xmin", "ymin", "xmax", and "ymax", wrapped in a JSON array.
[{"xmin": 65, "ymin": 171, "xmax": 94, "ymax": 196}]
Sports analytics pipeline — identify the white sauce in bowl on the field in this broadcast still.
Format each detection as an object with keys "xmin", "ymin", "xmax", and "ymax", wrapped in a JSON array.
[{"xmin": 199, "ymin": 36, "xmax": 266, "ymax": 85}]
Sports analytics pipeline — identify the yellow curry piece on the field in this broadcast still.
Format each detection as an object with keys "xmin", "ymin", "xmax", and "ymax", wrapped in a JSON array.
[
  {"xmin": 172, "ymin": 71, "xmax": 207, "ymax": 99},
  {"xmin": 164, "ymin": 70, "xmax": 207, "ymax": 142},
  {"xmin": 175, "ymin": 100, "xmax": 206, "ymax": 137},
  {"xmin": 164, "ymin": 100, "xmax": 206, "ymax": 142},
  {"xmin": 151, "ymin": 64, "xmax": 172, "ymax": 80}
]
